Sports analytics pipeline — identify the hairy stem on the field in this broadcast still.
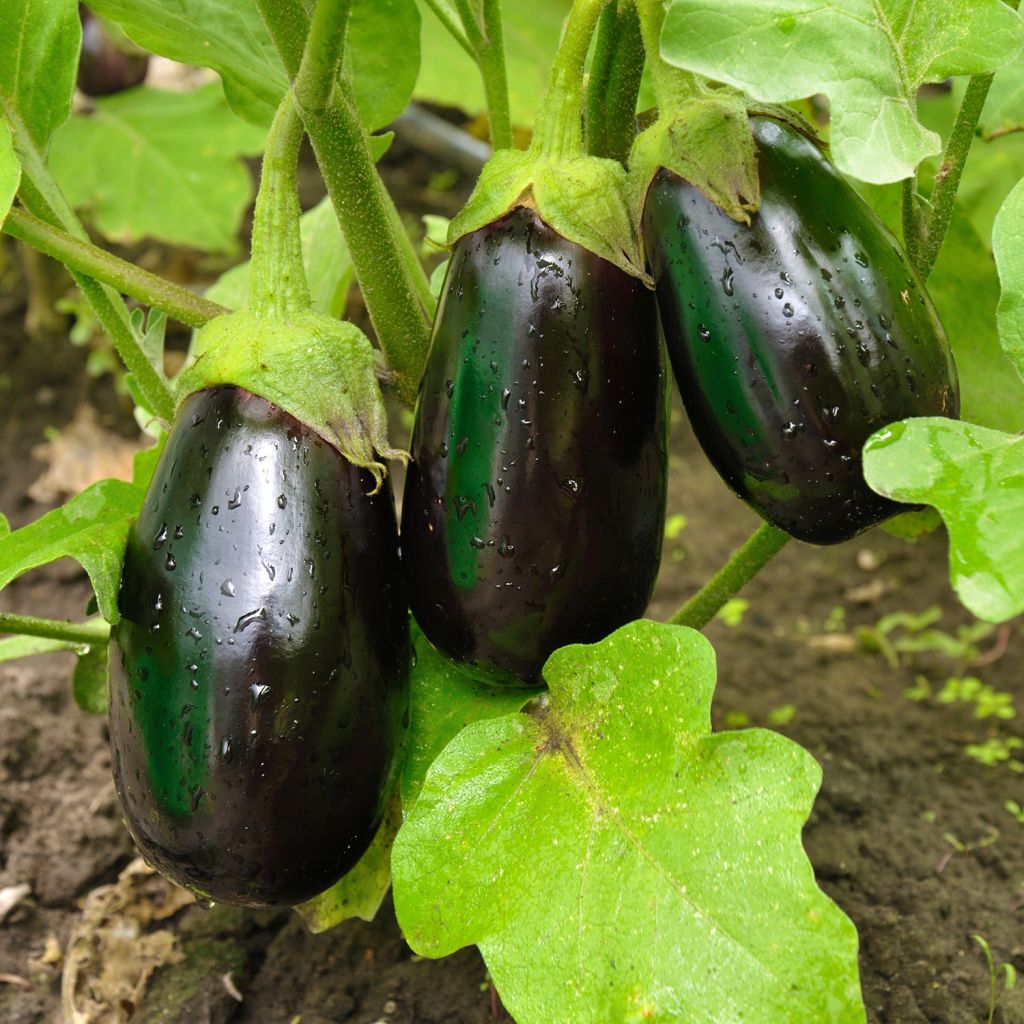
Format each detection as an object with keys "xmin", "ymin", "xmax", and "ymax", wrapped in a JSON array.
[
  {"xmin": 0, "ymin": 613, "xmax": 110, "ymax": 646},
  {"xmin": 2, "ymin": 102, "xmax": 175, "ymax": 422},
  {"xmin": 256, "ymin": 0, "xmax": 432, "ymax": 406},
  {"xmin": 634, "ymin": 0, "xmax": 694, "ymax": 114},
  {"xmin": 420, "ymin": 0, "xmax": 475, "ymax": 56},
  {"xmin": 668, "ymin": 523, "xmax": 790, "ymax": 630},
  {"xmin": 586, "ymin": 0, "xmax": 645, "ymax": 162},
  {"xmin": 478, "ymin": 0, "xmax": 512, "ymax": 150},
  {"xmin": 4, "ymin": 207, "xmax": 227, "ymax": 328},
  {"xmin": 532, "ymin": 0, "xmax": 609, "ymax": 160},
  {"xmin": 249, "ymin": 95, "xmax": 309, "ymax": 317}
]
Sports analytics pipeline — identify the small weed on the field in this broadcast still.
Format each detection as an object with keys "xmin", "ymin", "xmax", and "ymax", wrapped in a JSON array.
[
  {"xmin": 723, "ymin": 710, "xmax": 751, "ymax": 728},
  {"xmin": 716, "ymin": 598, "xmax": 749, "ymax": 628},
  {"xmin": 973, "ymin": 933, "xmax": 1017, "ymax": 1024},
  {"xmin": 964, "ymin": 736, "xmax": 1024, "ymax": 772},
  {"xmin": 857, "ymin": 606, "xmax": 994, "ymax": 670},
  {"xmin": 824, "ymin": 606, "xmax": 846, "ymax": 632},
  {"xmin": 933, "ymin": 676, "xmax": 1016, "ymax": 720},
  {"xmin": 938, "ymin": 827, "xmax": 999, "ymax": 873},
  {"xmin": 664, "ymin": 513, "xmax": 687, "ymax": 540},
  {"xmin": 767, "ymin": 704, "xmax": 797, "ymax": 726},
  {"xmin": 1004, "ymin": 800, "xmax": 1024, "ymax": 825}
]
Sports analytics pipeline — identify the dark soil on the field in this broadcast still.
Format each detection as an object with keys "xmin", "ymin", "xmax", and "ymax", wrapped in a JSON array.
[{"xmin": 1, "ymin": 136, "xmax": 1022, "ymax": 1024}]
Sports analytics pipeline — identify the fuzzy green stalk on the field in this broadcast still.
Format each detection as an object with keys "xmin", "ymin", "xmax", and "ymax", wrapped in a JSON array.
[
  {"xmin": 586, "ymin": 1, "xmax": 645, "ymax": 162},
  {"xmin": 0, "ymin": 612, "xmax": 110, "ymax": 646},
  {"xmin": 531, "ymin": 0, "xmax": 611, "ymax": 160},
  {"xmin": 669, "ymin": 523, "xmax": 790, "ymax": 630},
  {"xmin": 3, "ymin": 207, "xmax": 227, "ymax": 328}
]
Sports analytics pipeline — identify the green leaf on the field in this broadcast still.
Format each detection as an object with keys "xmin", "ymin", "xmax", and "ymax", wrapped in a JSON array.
[
  {"xmin": 204, "ymin": 189, "xmax": 374, "ymax": 317},
  {"xmin": 88, "ymin": 0, "xmax": 420, "ymax": 131},
  {"xmin": 295, "ymin": 627, "xmax": 538, "ymax": 934},
  {"xmin": 72, "ymin": 642, "xmax": 109, "ymax": 714},
  {"xmin": 402, "ymin": 625, "xmax": 541, "ymax": 808},
  {"xmin": 48, "ymin": 84, "xmax": 266, "ymax": 253},
  {"xmin": 392, "ymin": 620, "xmax": 865, "ymax": 1024},
  {"xmin": 980, "ymin": 51, "xmax": 1024, "ymax": 138},
  {"xmin": 0, "ymin": 0, "xmax": 80, "ymax": 148},
  {"xmin": 994, "ymin": 176, "xmax": 1024, "ymax": 375},
  {"xmin": 296, "ymin": 793, "xmax": 401, "ymax": 931},
  {"xmin": 0, "ymin": 117, "xmax": 19, "ymax": 226},
  {"xmin": 0, "ymin": 634, "xmax": 82, "ymax": 663},
  {"xmin": 0, "ymin": 513, "xmax": 9, "ymax": 537},
  {"xmin": 416, "ymin": 0, "xmax": 571, "ymax": 126},
  {"xmin": 660, "ymin": 0, "xmax": 1024, "ymax": 184},
  {"xmin": 0, "ymin": 479, "xmax": 146, "ymax": 624},
  {"xmin": 864, "ymin": 419, "xmax": 1024, "ymax": 622}
]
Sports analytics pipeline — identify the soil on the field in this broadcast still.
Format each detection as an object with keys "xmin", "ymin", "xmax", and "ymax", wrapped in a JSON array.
[{"xmin": 1, "ymin": 134, "xmax": 1023, "ymax": 1024}]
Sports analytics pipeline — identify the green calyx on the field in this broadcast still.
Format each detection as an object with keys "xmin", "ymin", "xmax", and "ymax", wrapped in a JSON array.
[
  {"xmin": 175, "ymin": 94, "xmax": 404, "ymax": 489},
  {"xmin": 628, "ymin": 92, "xmax": 761, "ymax": 226},
  {"xmin": 178, "ymin": 308, "xmax": 405, "ymax": 491},
  {"xmin": 449, "ymin": 0, "xmax": 645, "ymax": 280},
  {"xmin": 448, "ymin": 148, "xmax": 645, "ymax": 280}
]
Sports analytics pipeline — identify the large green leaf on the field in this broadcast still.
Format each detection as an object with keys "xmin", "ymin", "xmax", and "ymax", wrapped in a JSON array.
[
  {"xmin": 294, "ymin": 627, "xmax": 539, "ymax": 934},
  {"xmin": 48, "ymin": 84, "xmax": 266, "ymax": 252},
  {"xmin": 994, "ymin": 176, "xmax": 1024, "ymax": 373},
  {"xmin": 660, "ymin": 0, "xmax": 1024, "ymax": 184},
  {"xmin": 0, "ymin": 0, "xmax": 79, "ymax": 148},
  {"xmin": 87, "ymin": 0, "xmax": 421, "ymax": 131},
  {"xmin": 0, "ymin": 116, "xmax": 18, "ymax": 225},
  {"xmin": 0, "ymin": 479, "xmax": 146, "ymax": 624},
  {"xmin": 393, "ymin": 620, "xmax": 865, "ymax": 1024},
  {"xmin": 415, "ymin": 0, "xmax": 570, "ymax": 126},
  {"xmin": 864, "ymin": 419, "xmax": 1024, "ymax": 622}
]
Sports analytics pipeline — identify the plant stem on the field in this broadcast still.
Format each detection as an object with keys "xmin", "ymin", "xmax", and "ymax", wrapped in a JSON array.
[
  {"xmin": 914, "ymin": 0, "xmax": 1020, "ymax": 279},
  {"xmin": 915, "ymin": 74, "xmax": 994, "ymax": 280},
  {"xmin": 634, "ymin": 0, "xmax": 694, "ymax": 114},
  {"xmin": 901, "ymin": 176, "xmax": 921, "ymax": 266},
  {"xmin": 256, "ymin": 0, "xmax": 433, "ymax": 406},
  {"xmin": 0, "ymin": 613, "xmax": 110, "ymax": 646},
  {"xmin": 2, "ymin": 102, "xmax": 175, "ymax": 422},
  {"xmin": 249, "ymin": 96, "xmax": 309, "ymax": 317},
  {"xmin": 586, "ymin": 0, "xmax": 645, "ymax": 162},
  {"xmin": 478, "ymin": 0, "xmax": 513, "ymax": 150},
  {"xmin": 668, "ymin": 523, "xmax": 790, "ymax": 630},
  {"xmin": 420, "ymin": 0, "xmax": 475, "ymax": 57},
  {"xmin": 3, "ymin": 207, "xmax": 227, "ymax": 328},
  {"xmin": 531, "ymin": 0, "xmax": 609, "ymax": 160}
]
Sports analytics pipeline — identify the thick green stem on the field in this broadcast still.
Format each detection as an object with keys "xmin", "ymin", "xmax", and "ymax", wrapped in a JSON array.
[
  {"xmin": 634, "ymin": 0, "xmax": 694, "ymax": 114},
  {"xmin": 256, "ymin": 0, "xmax": 432, "ymax": 406},
  {"xmin": 901, "ymin": 176, "xmax": 921, "ymax": 266},
  {"xmin": 668, "ymin": 523, "xmax": 790, "ymax": 630},
  {"xmin": 4, "ymin": 207, "xmax": 227, "ymax": 328},
  {"xmin": 2, "ymin": 102, "xmax": 175, "ymax": 422},
  {"xmin": 586, "ymin": 0, "xmax": 645, "ymax": 162},
  {"xmin": 249, "ymin": 96, "xmax": 309, "ymax": 317},
  {"xmin": 0, "ymin": 612, "xmax": 110, "ymax": 646},
  {"xmin": 531, "ymin": 0, "xmax": 609, "ymax": 159},
  {"xmin": 478, "ymin": 0, "xmax": 513, "ymax": 150},
  {"xmin": 916, "ymin": 75, "xmax": 994, "ymax": 280}
]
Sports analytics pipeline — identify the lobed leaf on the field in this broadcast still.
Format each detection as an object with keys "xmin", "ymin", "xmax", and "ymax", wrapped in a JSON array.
[
  {"xmin": 0, "ymin": 0, "xmax": 79, "ymax": 148},
  {"xmin": 0, "ymin": 479, "xmax": 147, "ymax": 624},
  {"xmin": 88, "ymin": 0, "xmax": 421, "ymax": 132},
  {"xmin": 660, "ymin": 0, "xmax": 1024, "ymax": 184},
  {"xmin": 864, "ymin": 419, "xmax": 1024, "ymax": 623},
  {"xmin": 48, "ymin": 84, "xmax": 267, "ymax": 253},
  {"xmin": 0, "ymin": 116, "xmax": 18, "ymax": 225},
  {"xmin": 294, "ymin": 627, "xmax": 539, "ymax": 934},
  {"xmin": 393, "ymin": 620, "xmax": 865, "ymax": 1024}
]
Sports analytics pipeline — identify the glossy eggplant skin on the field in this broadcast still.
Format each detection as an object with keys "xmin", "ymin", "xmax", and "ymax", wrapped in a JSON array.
[
  {"xmin": 109, "ymin": 386, "xmax": 408, "ymax": 908},
  {"xmin": 643, "ymin": 117, "xmax": 959, "ymax": 544},
  {"xmin": 401, "ymin": 207, "xmax": 667, "ymax": 686}
]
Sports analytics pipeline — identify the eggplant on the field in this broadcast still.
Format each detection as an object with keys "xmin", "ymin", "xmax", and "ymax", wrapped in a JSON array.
[
  {"xmin": 642, "ymin": 117, "xmax": 959, "ymax": 544},
  {"xmin": 109, "ymin": 386, "xmax": 408, "ymax": 907},
  {"xmin": 78, "ymin": 7, "xmax": 149, "ymax": 97},
  {"xmin": 401, "ymin": 207, "xmax": 667, "ymax": 686}
]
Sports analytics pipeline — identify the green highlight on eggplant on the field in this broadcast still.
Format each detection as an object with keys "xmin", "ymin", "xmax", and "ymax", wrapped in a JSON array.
[
  {"xmin": 110, "ymin": 386, "xmax": 409, "ymax": 908},
  {"xmin": 402, "ymin": 207, "xmax": 668, "ymax": 686},
  {"xmin": 643, "ymin": 117, "xmax": 959, "ymax": 545}
]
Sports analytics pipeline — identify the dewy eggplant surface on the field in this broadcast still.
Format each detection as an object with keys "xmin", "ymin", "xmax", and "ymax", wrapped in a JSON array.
[
  {"xmin": 643, "ymin": 117, "xmax": 959, "ymax": 544},
  {"xmin": 110, "ymin": 386, "xmax": 408, "ymax": 907},
  {"xmin": 402, "ymin": 207, "xmax": 667, "ymax": 686}
]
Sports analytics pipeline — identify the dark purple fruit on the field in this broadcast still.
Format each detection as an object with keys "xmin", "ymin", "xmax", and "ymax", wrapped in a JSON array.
[{"xmin": 109, "ymin": 386, "xmax": 408, "ymax": 907}]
